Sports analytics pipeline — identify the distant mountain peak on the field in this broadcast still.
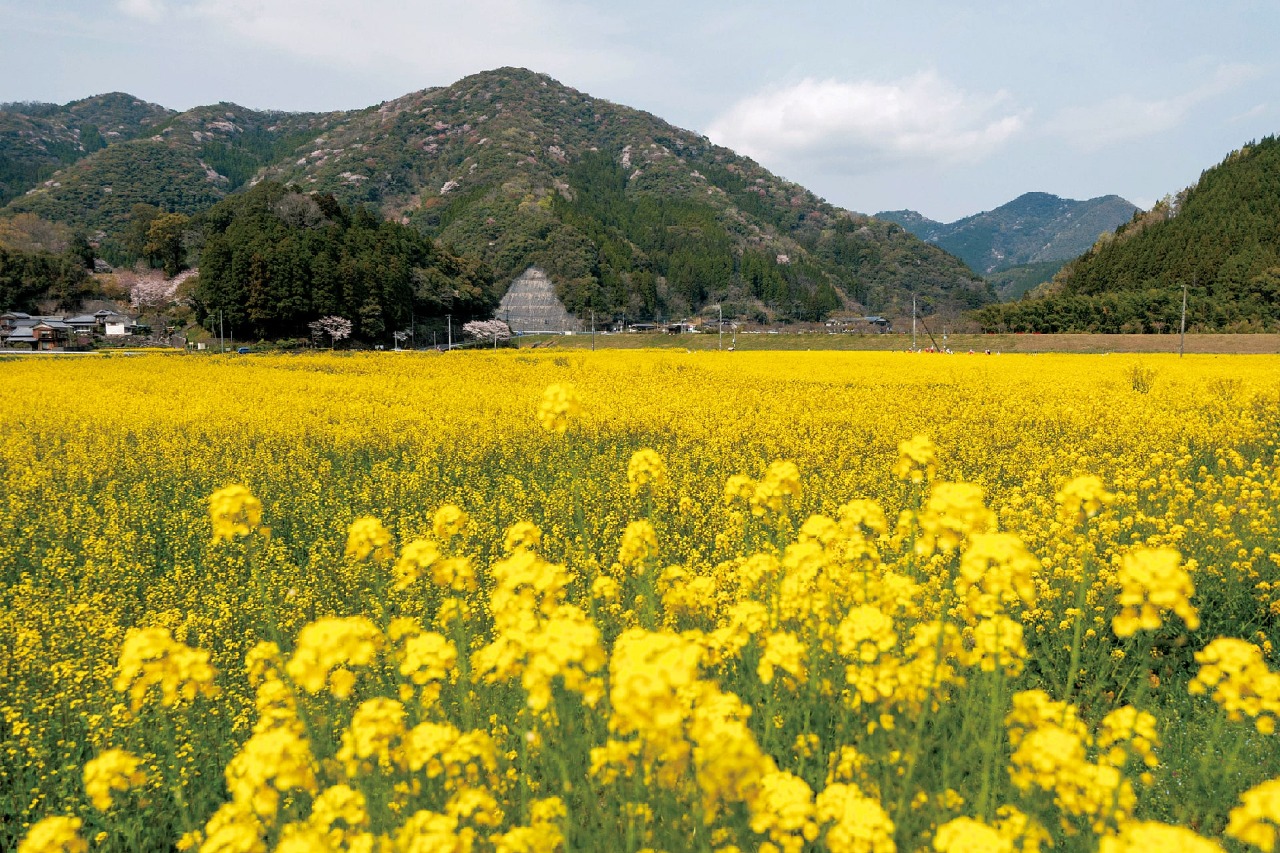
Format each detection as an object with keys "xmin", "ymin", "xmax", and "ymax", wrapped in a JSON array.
[
  {"xmin": 978, "ymin": 135, "xmax": 1280, "ymax": 333},
  {"xmin": 876, "ymin": 193, "xmax": 1138, "ymax": 275}
]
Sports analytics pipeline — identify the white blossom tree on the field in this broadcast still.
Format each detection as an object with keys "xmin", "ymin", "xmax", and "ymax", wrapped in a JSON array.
[
  {"xmin": 308, "ymin": 315, "xmax": 353, "ymax": 349},
  {"xmin": 463, "ymin": 319, "xmax": 512, "ymax": 348}
]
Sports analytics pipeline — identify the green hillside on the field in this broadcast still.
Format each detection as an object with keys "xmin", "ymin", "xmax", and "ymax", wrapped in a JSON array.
[
  {"xmin": 978, "ymin": 136, "xmax": 1280, "ymax": 333},
  {"xmin": 0, "ymin": 93, "xmax": 174, "ymax": 206},
  {"xmin": 1, "ymin": 68, "xmax": 988, "ymax": 326},
  {"xmin": 4, "ymin": 103, "xmax": 346, "ymax": 247},
  {"xmin": 985, "ymin": 260, "xmax": 1070, "ymax": 301}
]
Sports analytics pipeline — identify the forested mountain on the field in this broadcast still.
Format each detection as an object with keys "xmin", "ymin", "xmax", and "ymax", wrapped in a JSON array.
[
  {"xmin": 1, "ymin": 68, "xmax": 988, "ymax": 325},
  {"xmin": 192, "ymin": 182, "xmax": 495, "ymax": 341},
  {"xmin": 3, "ymin": 102, "xmax": 347, "ymax": 259},
  {"xmin": 876, "ymin": 192, "xmax": 1138, "ymax": 297},
  {"xmin": 977, "ymin": 136, "xmax": 1280, "ymax": 333},
  {"xmin": 0, "ymin": 93, "xmax": 174, "ymax": 207}
]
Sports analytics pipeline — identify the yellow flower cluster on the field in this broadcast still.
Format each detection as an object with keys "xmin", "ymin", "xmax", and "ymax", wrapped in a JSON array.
[
  {"xmin": 1227, "ymin": 777, "xmax": 1280, "ymax": 851},
  {"xmin": 1006, "ymin": 689, "xmax": 1154, "ymax": 833},
  {"xmin": 208, "ymin": 483, "xmax": 265, "ymax": 542},
  {"xmin": 472, "ymin": 526, "xmax": 606, "ymax": 711},
  {"xmin": 1054, "ymin": 473, "xmax": 1115, "ymax": 529},
  {"xmin": 285, "ymin": 616, "xmax": 383, "ymax": 699},
  {"xmin": 617, "ymin": 519, "xmax": 659, "ymax": 571},
  {"xmin": 1111, "ymin": 547, "xmax": 1200, "ymax": 637},
  {"xmin": 113, "ymin": 626, "xmax": 219, "ymax": 713},
  {"xmin": 6, "ymin": 349, "xmax": 1280, "ymax": 852},
  {"xmin": 1098, "ymin": 820, "xmax": 1225, "ymax": 852},
  {"xmin": 535, "ymin": 382, "xmax": 578, "ymax": 433},
  {"xmin": 1189, "ymin": 638, "xmax": 1280, "ymax": 734},
  {"xmin": 346, "ymin": 515, "xmax": 394, "ymax": 562},
  {"xmin": 627, "ymin": 448, "xmax": 668, "ymax": 496},
  {"xmin": 16, "ymin": 816, "xmax": 86, "ymax": 853},
  {"xmin": 82, "ymin": 748, "xmax": 147, "ymax": 811},
  {"xmin": 724, "ymin": 459, "xmax": 803, "ymax": 517},
  {"xmin": 893, "ymin": 434, "xmax": 938, "ymax": 484}
]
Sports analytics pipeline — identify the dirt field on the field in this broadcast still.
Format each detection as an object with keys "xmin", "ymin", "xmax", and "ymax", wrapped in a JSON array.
[{"xmin": 515, "ymin": 331, "xmax": 1280, "ymax": 354}]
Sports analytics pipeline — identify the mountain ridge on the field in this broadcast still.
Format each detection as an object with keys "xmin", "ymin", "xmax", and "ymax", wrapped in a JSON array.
[
  {"xmin": 1, "ymin": 67, "xmax": 989, "ymax": 324},
  {"xmin": 876, "ymin": 191, "xmax": 1139, "ymax": 278}
]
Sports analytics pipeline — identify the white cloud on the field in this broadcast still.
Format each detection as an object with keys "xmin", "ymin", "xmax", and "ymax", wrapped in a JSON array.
[
  {"xmin": 1230, "ymin": 103, "xmax": 1268, "ymax": 123},
  {"xmin": 704, "ymin": 73, "xmax": 1026, "ymax": 173},
  {"xmin": 1047, "ymin": 64, "xmax": 1261, "ymax": 151},
  {"xmin": 117, "ymin": 0, "xmax": 167, "ymax": 21}
]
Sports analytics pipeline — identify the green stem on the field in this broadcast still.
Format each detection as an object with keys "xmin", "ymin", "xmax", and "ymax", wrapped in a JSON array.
[
  {"xmin": 977, "ymin": 637, "xmax": 1007, "ymax": 821},
  {"xmin": 1063, "ymin": 550, "xmax": 1092, "ymax": 704}
]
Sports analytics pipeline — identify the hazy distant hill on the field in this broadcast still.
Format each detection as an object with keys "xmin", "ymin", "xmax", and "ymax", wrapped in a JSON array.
[
  {"xmin": 877, "ymin": 192, "xmax": 1139, "ymax": 279},
  {"xmin": 977, "ymin": 136, "xmax": 1280, "ymax": 333}
]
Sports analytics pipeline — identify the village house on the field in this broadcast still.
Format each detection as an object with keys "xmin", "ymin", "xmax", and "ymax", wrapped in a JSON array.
[{"xmin": 0, "ymin": 310, "xmax": 137, "ymax": 350}]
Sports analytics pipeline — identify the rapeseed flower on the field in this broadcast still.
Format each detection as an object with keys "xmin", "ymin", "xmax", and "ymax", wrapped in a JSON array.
[
  {"xmin": 536, "ymin": 383, "xmax": 578, "ymax": 434},
  {"xmin": 394, "ymin": 538, "xmax": 442, "ymax": 591},
  {"xmin": 617, "ymin": 520, "xmax": 659, "ymax": 570},
  {"xmin": 1227, "ymin": 777, "xmax": 1280, "ymax": 851},
  {"xmin": 933, "ymin": 817, "xmax": 1011, "ymax": 853},
  {"xmin": 83, "ymin": 748, "xmax": 147, "ymax": 811},
  {"xmin": 916, "ymin": 482, "xmax": 996, "ymax": 555},
  {"xmin": 345, "ymin": 516, "xmax": 393, "ymax": 562},
  {"xmin": 814, "ymin": 783, "xmax": 895, "ymax": 853},
  {"xmin": 893, "ymin": 434, "xmax": 938, "ymax": 484},
  {"xmin": 285, "ymin": 616, "xmax": 383, "ymax": 699},
  {"xmin": 1055, "ymin": 474, "xmax": 1114, "ymax": 528},
  {"xmin": 224, "ymin": 725, "xmax": 318, "ymax": 818},
  {"xmin": 1099, "ymin": 821, "xmax": 1225, "ymax": 852},
  {"xmin": 208, "ymin": 484, "xmax": 264, "ymax": 543},
  {"xmin": 113, "ymin": 626, "xmax": 219, "ymax": 712},
  {"xmin": 1188, "ymin": 638, "xmax": 1280, "ymax": 734},
  {"xmin": 433, "ymin": 504, "xmax": 469, "ymax": 541},
  {"xmin": 16, "ymin": 816, "xmax": 87, "ymax": 853},
  {"xmin": 627, "ymin": 448, "xmax": 669, "ymax": 496},
  {"xmin": 1111, "ymin": 547, "xmax": 1199, "ymax": 637}
]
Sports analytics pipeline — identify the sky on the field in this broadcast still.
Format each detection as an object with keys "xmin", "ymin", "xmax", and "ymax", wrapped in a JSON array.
[{"xmin": 2, "ymin": 1, "xmax": 1276, "ymax": 222}]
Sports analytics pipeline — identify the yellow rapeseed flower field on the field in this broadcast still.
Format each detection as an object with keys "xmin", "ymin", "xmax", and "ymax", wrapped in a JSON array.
[{"xmin": 2, "ymin": 349, "xmax": 1280, "ymax": 852}]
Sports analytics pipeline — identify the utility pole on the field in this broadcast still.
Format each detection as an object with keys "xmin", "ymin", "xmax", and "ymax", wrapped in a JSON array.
[
  {"xmin": 1179, "ymin": 278, "xmax": 1189, "ymax": 357},
  {"xmin": 718, "ymin": 303, "xmax": 723, "ymax": 350},
  {"xmin": 591, "ymin": 310, "xmax": 595, "ymax": 351},
  {"xmin": 446, "ymin": 314, "xmax": 452, "ymax": 351},
  {"xmin": 911, "ymin": 294, "xmax": 917, "ymax": 350},
  {"xmin": 219, "ymin": 310, "xmax": 224, "ymax": 354}
]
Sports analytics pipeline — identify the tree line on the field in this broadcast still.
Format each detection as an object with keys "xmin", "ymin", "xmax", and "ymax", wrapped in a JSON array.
[
  {"xmin": 978, "ymin": 136, "xmax": 1280, "ymax": 333},
  {"xmin": 190, "ymin": 182, "xmax": 498, "ymax": 343}
]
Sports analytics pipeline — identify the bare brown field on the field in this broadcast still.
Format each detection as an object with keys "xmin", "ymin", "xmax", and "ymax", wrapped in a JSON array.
[{"xmin": 514, "ymin": 331, "xmax": 1280, "ymax": 354}]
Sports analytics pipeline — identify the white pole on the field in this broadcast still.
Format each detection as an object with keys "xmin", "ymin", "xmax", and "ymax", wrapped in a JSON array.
[
  {"xmin": 718, "ymin": 304, "xmax": 723, "ymax": 350},
  {"xmin": 1179, "ymin": 279, "xmax": 1188, "ymax": 357},
  {"xmin": 911, "ymin": 294, "xmax": 917, "ymax": 350},
  {"xmin": 447, "ymin": 314, "xmax": 452, "ymax": 351}
]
